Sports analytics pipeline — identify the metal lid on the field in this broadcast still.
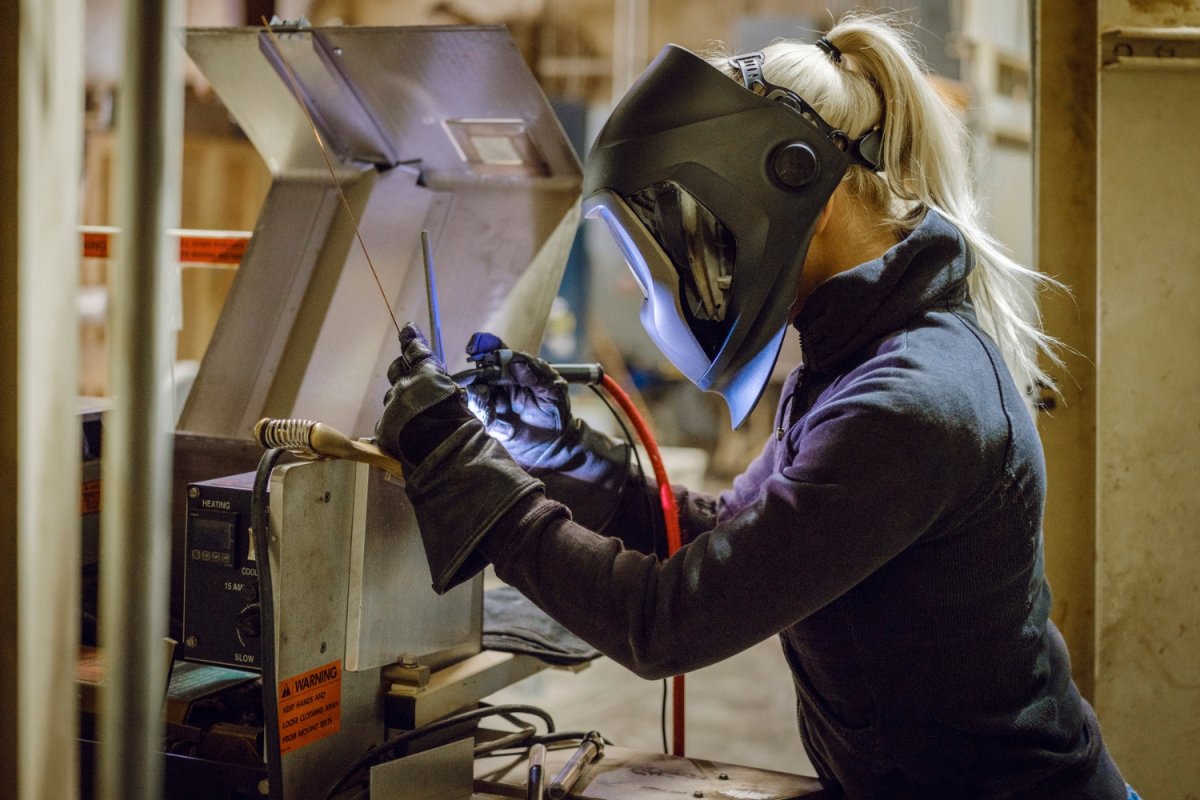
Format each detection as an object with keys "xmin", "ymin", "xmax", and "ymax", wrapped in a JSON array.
[{"xmin": 179, "ymin": 26, "xmax": 581, "ymax": 439}]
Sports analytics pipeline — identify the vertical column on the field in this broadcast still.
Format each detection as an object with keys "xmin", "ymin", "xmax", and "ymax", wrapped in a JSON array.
[
  {"xmin": 97, "ymin": 0, "xmax": 182, "ymax": 797},
  {"xmin": 0, "ymin": 1, "xmax": 85, "ymax": 799},
  {"xmin": 1032, "ymin": 0, "xmax": 1099, "ymax": 699},
  {"xmin": 1094, "ymin": 4, "xmax": 1200, "ymax": 794},
  {"xmin": 1040, "ymin": 1, "xmax": 1200, "ymax": 794}
]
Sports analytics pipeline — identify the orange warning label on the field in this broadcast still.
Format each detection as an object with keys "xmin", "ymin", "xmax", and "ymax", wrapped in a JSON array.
[
  {"xmin": 277, "ymin": 659, "xmax": 342, "ymax": 755},
  {"xmin": 82, "ymin": 231, "xmax": 111, "ymax": 259},
  {"xmin": 178, "ymin": 236, "xmax": 247, "ymax": 265},
  {"xmin": 81, "ymin": 480, "xmax": 102, "ymax": 515},
  {"xmin": 79, "ymin": 230, "xmax": 250, "ymax": 265}
]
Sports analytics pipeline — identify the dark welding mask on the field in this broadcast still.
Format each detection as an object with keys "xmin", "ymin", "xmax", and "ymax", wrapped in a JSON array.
[{"xmin": 583, "ymin": 45, "xmax": 881, "ymax": 427}]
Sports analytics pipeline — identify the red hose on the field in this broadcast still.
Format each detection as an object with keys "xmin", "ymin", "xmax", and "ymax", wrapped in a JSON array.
[{"xmin": 599, "ymin": 374, "xmax": 685, "ymax": 757}]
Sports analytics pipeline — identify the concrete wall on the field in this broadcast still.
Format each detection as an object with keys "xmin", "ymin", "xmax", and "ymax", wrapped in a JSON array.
[
  {"xmin": 1095, "ymin": 9, "xmax": 1200, "ymax": 795},
  {"xmin": 1038, "ymin": 2, "xmax": 1200, "ymax": 796}
]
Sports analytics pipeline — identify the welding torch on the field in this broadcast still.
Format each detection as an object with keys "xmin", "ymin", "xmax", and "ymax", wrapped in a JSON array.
[
  {"xmin": 451, "ymin": 348, "xmax": 605, "ymax": 388},
  {"xmin": 252, "ymin": 354, "xmax": 604, "ymax": 476}
]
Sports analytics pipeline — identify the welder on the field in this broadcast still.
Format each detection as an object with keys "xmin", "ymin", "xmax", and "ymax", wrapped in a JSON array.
[{"xmin": 373, "ymin": 13, "xmax": 1132, "ymax": 799}]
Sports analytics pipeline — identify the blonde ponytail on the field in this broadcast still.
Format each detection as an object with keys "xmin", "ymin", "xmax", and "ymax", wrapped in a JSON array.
[{"xmin": 735, "ymin": 14, "xmax": 1060, "ymax": 396}]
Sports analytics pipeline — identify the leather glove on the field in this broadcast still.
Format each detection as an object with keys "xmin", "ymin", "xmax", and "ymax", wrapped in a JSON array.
[
  {"xmin": 375, "ymin": 323, "xmax": 543, "ymax": 593},
  {"xmin": 463, "ymin": 332, "xmax": 632, "ymax": 531},
  {"xmin": 464, "ymin": 331, "xmax": 574, "ymax": 464}
]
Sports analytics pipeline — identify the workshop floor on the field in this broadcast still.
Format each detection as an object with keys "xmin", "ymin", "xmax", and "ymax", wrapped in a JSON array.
[{"xmin": 484, "ymin": 591, "xmax": 818, "ymax": 778}]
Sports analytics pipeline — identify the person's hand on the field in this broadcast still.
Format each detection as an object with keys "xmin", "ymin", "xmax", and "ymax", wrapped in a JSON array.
[
  {"xmin": 464, "ymin": 332, "xmax": 573, "ymax": 467},
  {"xmin": 464, "ymin": 331, "xmax": 640, "ymax": 532},
  {"xmin": 375, "ymin": 322, "xmax": 471, "ymax": 471},
  {"xmin": 374, "ymin": 323, "xmax": 543, "ymax": 593}
]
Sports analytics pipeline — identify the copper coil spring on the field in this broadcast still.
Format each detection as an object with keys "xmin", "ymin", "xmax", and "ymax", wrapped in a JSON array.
[{"xmin": 255, "ymin": 417, "xmax": 319, "ymax": 453}]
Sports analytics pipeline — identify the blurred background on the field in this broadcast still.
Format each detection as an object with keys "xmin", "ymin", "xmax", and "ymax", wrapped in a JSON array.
[{"xmin": 78, "ymin": 0, "xmax": 1033, "ymax": 484}]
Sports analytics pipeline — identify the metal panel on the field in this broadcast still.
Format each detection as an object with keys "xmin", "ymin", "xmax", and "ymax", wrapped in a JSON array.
[
  {"xmin": 183, "ymin": 28, "xmax": 355, "ymax": 177},
  {"xmin": 476, "ymin": 746, "xmax": 830, "ymax": 800},
  {"xmin": 260, "ymin": 29, "xmax": 397, "ymax": 166},
  {"xmin": 270, "ymin": 459, "xmax": 387, "ymax": 797},
  {"xmin": 1096, "ymin": 44, "xmax": 1200, "ymax": 797},
  {"xmin": 180, "ymin": 26, "xmax": 581, "ymax": 441},
  {"xmin": 369, "ymin": 738, "xmax": 474, "ymax": 800},
  {"xmin": 313, "ymin": 26, "xmax": 579, "ymax": 181},
  {"xmin": 345, "ymin": 463, "xmax": 481, "ymax": 673},
  {"xmin": 177, "ymin": 178, "xmax": 348, "ymax": 436}
]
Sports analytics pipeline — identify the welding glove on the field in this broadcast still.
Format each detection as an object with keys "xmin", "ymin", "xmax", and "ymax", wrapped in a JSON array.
[
  {"xmin": 375, "ymin": 322, "xmax": 543, "ymax": 593},
  {"xmin": 463, "ymin": 332, "xmax": 634, "ymax": 532}
]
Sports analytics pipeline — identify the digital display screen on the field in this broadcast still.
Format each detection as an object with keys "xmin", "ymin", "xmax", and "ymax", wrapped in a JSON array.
[{"xmin": 191, "ymin": 516, "xmax": 235, "ymax": 553}]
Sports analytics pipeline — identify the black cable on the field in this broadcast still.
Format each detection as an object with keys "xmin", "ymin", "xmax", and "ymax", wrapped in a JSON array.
[
  {"xmin": 590, "ymin": 384, "xmax": 667, "ymax": 752},
  {"xmin": 660, "ymin": 679, "xmax": 669, "ymax": 754},
  {"xmin": 322, "ymin": 703, "xmax": 557, "ymax": 800},
  {"xmin": 588, "ymin": 383, "xmax": 661, "ymax": 537},
  {"xmin": 252, "ymin": 447, "xmax": 287, "ymax": 800},
  {"xmin": 474, "ymin": 721, "xmax": 537, "ymax": 757},
  {"xmin": 586, "ymin": 385, "xmax": 635, "ymax": 533}
]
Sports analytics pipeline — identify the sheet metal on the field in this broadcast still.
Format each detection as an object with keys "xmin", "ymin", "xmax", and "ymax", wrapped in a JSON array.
[{"xmin": 179, "ymin": 26, "xmax": 581, "ymax": 440}]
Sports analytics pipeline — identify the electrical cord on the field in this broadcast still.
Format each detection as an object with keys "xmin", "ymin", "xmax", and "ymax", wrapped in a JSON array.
[
  {"xmin": 588, "ymin": 384, "xmax": 670, "ymax": 754},
  {"xmin": 252, "ymin": 447, "xmax": 287, "ymax": 800},
  {"xmin": 660, "ymin": 679, "xmax": 669, "ymax": 754},
  {"xmin": 597, "ymin": 375, "xmax": 685, "ymax": 757},
  {"xmin": 474, "ymin": 721, "xmax": 537, "ymax": 757},
  {"xmin": 321, "ymin": 703, "xmax": 557, "ymax": 800},
  {"xmin": 586, "ymin": 384, "xmax": 642, "ymax": 533}
]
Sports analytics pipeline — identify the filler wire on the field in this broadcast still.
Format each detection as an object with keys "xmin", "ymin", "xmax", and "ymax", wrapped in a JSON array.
[{"xmin": 259, "ymin": 17, "xmax": 402, "ymax": 339}]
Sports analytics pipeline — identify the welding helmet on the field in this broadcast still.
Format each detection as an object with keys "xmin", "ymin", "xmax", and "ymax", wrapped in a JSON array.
[{"xmin": 582, "ymin": 45, "xmax": 881, "ymax": 427}]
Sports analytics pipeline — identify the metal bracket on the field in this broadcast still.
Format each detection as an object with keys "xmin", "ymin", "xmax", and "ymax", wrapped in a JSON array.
[{"xmin": 1103, "ymin": 28, "xmax": 1200, "ymax": 67}]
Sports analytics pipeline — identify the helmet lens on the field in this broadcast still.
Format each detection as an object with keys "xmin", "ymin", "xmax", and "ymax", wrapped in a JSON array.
[{"xmin": 626, "ymin": 182, "xmax": 735, "ymax": 359}]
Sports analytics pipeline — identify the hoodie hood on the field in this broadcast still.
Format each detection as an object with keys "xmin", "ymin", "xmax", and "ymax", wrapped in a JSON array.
[{"xmin": 794, "ymin": 208, "xmax": 971, "ymax": 374}]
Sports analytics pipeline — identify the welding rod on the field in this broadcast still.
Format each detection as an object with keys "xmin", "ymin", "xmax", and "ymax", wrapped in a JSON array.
[
  {"xmin": 548, "ymin": 732, "xmax": 604, "ymax": 800},
  {"xmin": 421, "ymin": 230, "xmax": 445, "ymax": 364}
]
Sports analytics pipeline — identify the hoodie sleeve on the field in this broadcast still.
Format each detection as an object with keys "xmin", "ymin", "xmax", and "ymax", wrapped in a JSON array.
[{"xmin": 479, "ymin": 373, "xmax": 988, "ymax": 679}]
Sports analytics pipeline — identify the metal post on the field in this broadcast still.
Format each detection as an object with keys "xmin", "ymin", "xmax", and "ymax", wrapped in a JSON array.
[
  {"xmin": 1, "ymin": 1, "xmax": 84, "ymax": 798},
  {"xmin": 1032, "ymin": 0, "xmax": 1098, "ymax": 701},
  {"xmin": 98, "ymin": 0, "xmax": 182, "ymax": 797}
]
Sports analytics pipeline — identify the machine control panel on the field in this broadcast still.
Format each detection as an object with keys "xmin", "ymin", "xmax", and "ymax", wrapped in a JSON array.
[
  {"xmin": 189, "ymin": 512, "xmax": 238, "ymax": 566},
  {"xmin": 182, "ymin": 472, "xmax": 263, "ymax": 671}
]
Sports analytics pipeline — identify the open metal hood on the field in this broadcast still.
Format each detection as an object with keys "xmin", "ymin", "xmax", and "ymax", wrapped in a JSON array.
[{"xmin": 178, "ymin": 25, "xmax": 581, "ymax": 439}]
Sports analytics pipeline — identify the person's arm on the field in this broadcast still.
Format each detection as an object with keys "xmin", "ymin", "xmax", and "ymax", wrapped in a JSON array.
[
  {"xmin": 602, "ymin": 432, "xmax": 779, "ymax": 554},
  {"xmin": 459, "ymin": 331, "xmax": 727, "ymax": 554},
  {"xmin": 375, "ymin": 324, "xmax": 983, "ymax": 673},
  {"xmin": 479, "ymin": 383, "xmax": 980, "ymax": 679}
]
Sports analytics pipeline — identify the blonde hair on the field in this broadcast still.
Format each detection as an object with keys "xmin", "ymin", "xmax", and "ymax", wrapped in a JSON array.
[{"xmin": 718, "ymin": 13, "xmax": 1058, "ymax": 395}]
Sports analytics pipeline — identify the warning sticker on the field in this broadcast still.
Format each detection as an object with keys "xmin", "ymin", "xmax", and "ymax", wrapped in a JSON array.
[
  {"xmin": 277, "ymin": 659, "xmax": 342, "ymax": 755},
  {"xmin": 79, "ymin": 229, "xmax": 250, "ymax": 265},
  {"xmin": 82, "ymin": 231, "xmax": 111, "ymax": 259},
  {"xmin": 81, "ymin": 479, "xmax": 102, "ymax": 515},
  {"xmin": 178, "ymin": 235, "xmax": 247, "ymax": 265}
]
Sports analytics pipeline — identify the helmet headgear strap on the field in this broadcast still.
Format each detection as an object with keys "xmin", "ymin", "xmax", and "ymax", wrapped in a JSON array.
[{"xmin": 728, "ymin": 51, "xmax": 883, "ymax": 173}]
